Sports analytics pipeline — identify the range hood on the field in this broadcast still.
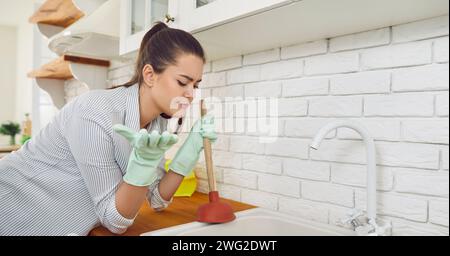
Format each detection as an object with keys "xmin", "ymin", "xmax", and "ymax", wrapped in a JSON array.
[{"xmin": 48, "ymin": 0, "xmax": 120, "ymax": 59}]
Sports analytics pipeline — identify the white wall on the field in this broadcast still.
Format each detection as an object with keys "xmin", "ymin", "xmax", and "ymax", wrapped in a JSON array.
[
  {"xmin": 108, "ymin": 15, "xmax": 449, "ymax": 235},
  {"xmin": 14, "ymin": 2, "xmax": 34, "ymax": 124},
  {"xmin": 0, "ymin": 26, "xmax": 17, "ymax": 145},
  {"xmin": 0, "ymin": 0, "xmax": 35, "ymax": 144}
]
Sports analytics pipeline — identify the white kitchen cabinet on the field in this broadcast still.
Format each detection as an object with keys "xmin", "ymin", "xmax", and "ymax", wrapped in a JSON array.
[
  {"xmin": 120, "ymin": 0, "xmax": 295, "ymax": 55},
  {"xmin": 120, "ymin": 0, "xmax": 178, "ymax": 55},
  {"xmin": 120, "ymin": 0, "xmax": 448, "ymax": 61},
  {"xmin": 175, "ymin": 0, "xmax": 295, "ymax": 33},
  {"xmin": 191, "ymin": 0, "xmax": 448, "ymax": 61}
]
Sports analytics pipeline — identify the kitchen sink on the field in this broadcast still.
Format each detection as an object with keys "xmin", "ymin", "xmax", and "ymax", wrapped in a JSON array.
[{"xmin": 141, "ymin": 208, "xmax": 355, "ymax": 236}]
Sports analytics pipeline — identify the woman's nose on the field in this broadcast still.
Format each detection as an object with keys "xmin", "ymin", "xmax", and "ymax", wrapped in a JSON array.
[{"xmin": 184, "ymin": 86, "xmax": 194, "ymax": 101}]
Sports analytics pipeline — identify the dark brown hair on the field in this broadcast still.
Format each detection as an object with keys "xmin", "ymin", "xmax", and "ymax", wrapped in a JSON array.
[{"xmin": 118, "ymin": 21, "xmax": 206, "ymax": 88}]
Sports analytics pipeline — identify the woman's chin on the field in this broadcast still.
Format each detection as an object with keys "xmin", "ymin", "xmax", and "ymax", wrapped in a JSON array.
[{"xmin": 171, "ymin": 109, "xmax": 187, "ymax": 118}]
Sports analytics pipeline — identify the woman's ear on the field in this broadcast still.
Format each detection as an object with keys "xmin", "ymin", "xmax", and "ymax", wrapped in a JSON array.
[{"xmin": 142, "ymin": 64, "xmax": 155, "ymax": 88}]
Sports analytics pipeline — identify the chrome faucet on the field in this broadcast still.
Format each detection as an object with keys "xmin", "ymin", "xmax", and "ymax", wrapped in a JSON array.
[{"xmin": 310, "ymin": 120, "xmax": 390, "ymax": 236}]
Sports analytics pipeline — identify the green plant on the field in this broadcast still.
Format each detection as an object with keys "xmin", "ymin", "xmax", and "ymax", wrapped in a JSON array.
[
  {"xmin": 0, "ymin": 121, "xmax": 21, "ymax": 145},
  {"xmin": 21, "ymin": 135, "xmax": 31, "ymax": 145}
]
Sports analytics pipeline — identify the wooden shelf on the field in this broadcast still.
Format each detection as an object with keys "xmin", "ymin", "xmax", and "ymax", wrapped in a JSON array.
[
  {"xmin": 29, "ymin": 0, "xmax": 84, "ymax": 28},
  {"xmin": 64, "ymin": 55, "xmax": 110, "ymax": 67},
  {"xmin": 28, "ymin": 56, "xmax": 73, "ymax": 80},
  {"xmin": 28, "ymin": 55, "xmax": 110, "ymax": 80},
  {"xmin": 0, "ymin": 145, "xmax": 21, "ymax": 153}
]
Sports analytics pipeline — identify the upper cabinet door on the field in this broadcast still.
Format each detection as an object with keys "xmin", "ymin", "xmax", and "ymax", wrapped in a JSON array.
[
  {"xmin": 175, "ymin": 0, "xmax": 294, "ymax": 33},
  {"xmin": 120, "ymin": 0, "xmax": 176, "ymax": 55}
]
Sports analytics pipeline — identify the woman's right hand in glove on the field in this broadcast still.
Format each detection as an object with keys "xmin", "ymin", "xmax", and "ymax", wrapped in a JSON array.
[{"xmin": 113, "ymin": 124, "xmax": 178, "ymax": 187}]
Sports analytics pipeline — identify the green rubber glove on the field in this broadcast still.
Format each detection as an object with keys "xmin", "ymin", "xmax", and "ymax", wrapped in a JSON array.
[
  {"xmin": 169, "ymin": 115, "xmax": 217, "ymax": 177},
  {"xmin": 113, "ymin": 124, "xmax": 178, "ymax": 186}
]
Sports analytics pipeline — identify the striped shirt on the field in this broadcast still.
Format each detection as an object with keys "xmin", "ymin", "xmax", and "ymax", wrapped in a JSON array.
[{"xmin": 0, "ymin": 84, "xmax": 172, "ymax": 236}]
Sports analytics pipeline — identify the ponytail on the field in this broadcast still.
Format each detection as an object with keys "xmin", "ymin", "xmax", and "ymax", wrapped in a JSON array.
[
  {"xmin": 115, "ymin": 21, "xmax": 205, "ymax": 88},
  {"xmin": 119, "ymin": 22, "xmax": 169, "ymax": 88}
]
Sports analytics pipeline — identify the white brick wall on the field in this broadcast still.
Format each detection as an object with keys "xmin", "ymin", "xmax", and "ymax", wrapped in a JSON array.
[
  {"xmin": 442, "ymin": 146, "xmax": 449, "ymax": 170},
  {"xmin": 429, "ymin": 199, "xmax": 449, "ymax": 227},
  {"xmin": 244, "ymin": 48, "xmax": 280, "ymax": 65},
  {"xmin": 260, "ymin": 59, "xmax": 303, "ymax": 80},
  {"xmin": 201, "ymin": 72, "xmax": 227, "ymax": 88},
  {"xmin": 242, "ymin": 154, "xmax": 283, "ymax": 175},
  {"xmin": 337, "ymin": 118, "xmax": 401, "ymax": 141},
  {"xmin": 229, "ymin": 135, "xmax": 265, "ymax": 154},
  {"xmin": 436, "ymin": 92, "xmax": 449, "ymax": 116},
  {"xmin": 264, "ymin": 137, "xmax": 310, "ymax": 159},
  {"xmin": 302, "ymin": 181, "xmax": 354, "ymax": 207},
  {"xmin": 434, "ymin": 37, "xmax": 449, "ymax": 63},
  {"xmin": 330, "ymin": 70, "xmax": 391, "ymax": 95},
  {"xmin": 282, "ymin": 77, "xmax": 329, "ymax": 97},
  {"xmin": 305, "ymin": 51, "xmax": 359, "ymax": 75},
  {"xmin": 309, "ymin": 96, "xmax": 363, "ymax": 117},
  {"xmin": 279, "ymin": 196, "xmax": 329, "ymax": 223},
  {"xmin": 212, "ymin": 56, "xmax": 242, "ymax": 72},
  {"xmin": 364, "ymin": 94, "xmax": 434, "ymax": 117},
  {"xmin": 227, "ymin": 66, "xmax": 260, "ymax": 85},
  {"xmin": 392, "ymin": 15, "xmax": 449, "ymax": 43},
  {"xmin": 361, "ymin": 41, "xmax": 432, "ymax": 70},
  {"xmin": 310, "ymin": 139, "xmax": 366, "ymax": 164},
  {"xmin": 330, "ymin": 28, "xmax": 390, "ymax": 52},
  {"xmin": 376, "ymin": 142, "xmax": 440, "ymax": 169},
  {"xmin": 278, "ymin": 98, "xmax": 308, "ymax": 117},
  {"xmin": 244, "ymin": 81, "xmax": 282, "ymax": 98},
  {"xmin": 258, "ymin": 173, "xmax": 301, "ymax": 197},
  {"xmin": 395, "ymin": 169, "xmax": 449, "ymax": 197},
  {"xmin": 285, "ymin": 118, "xmax": 337, "ymax": 138},
  {"xmin": 284, "ymin": 159, "xmax": 330, "ymax": 181},
  {"xmin": 217, "ymin": 183, "xmax": 241, "ymax": 202},
  {"xmin": 241, "ymin": 189, "xmax": 278, "ymax": 210},
  {"xmin": 401, "ymin": 119, "xmax": 449, "ymax": 144},
  {"xmin": 211, "ymin": 84, "xmax": 244, "ymax": 98},
  {"xmin": 212, "ymin": 150, "xmax": 242, "ymax": 169},
  {"xmin": 281, "ymin": 40, "xmax": 328, "ymax": 59},
  {"xmin": 194, "ymin": 165, "xmax": 223, "ymax": 183},
  {"xmin": 331, "ymin": 163, "xmax": 394, "ymax": 191},
  {"xmin": 392, "ymin": 64, "xmax": 449, "ymax": 92},
  {"xmin": 390, "ymin": 217, "xmax": 449, "ymax": 236},
  {"xmin": 222, "ymin": 168, "xmax": 258, "ymax": 189},
  {"xmin": 109, "ymin": 16, "xmax": 449, "ymax": 235},
  {"xmin": 355, "ymin": 191, "xmax": 428, "ymax": 222}
]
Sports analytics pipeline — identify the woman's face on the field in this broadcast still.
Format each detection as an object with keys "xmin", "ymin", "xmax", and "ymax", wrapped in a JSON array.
[{"xmin": 146, "ymin": 54, "xmax": 204, "ymax": 118}]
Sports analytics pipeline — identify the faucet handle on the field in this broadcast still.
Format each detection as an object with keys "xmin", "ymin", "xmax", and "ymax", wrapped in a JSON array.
[
  {"xmin": 337, "ymin": 208, "xmax": 364, "ymax": 228},
  {"xmin": 368, "ymin": 218, "xmax": 392, "ymax": 236}
]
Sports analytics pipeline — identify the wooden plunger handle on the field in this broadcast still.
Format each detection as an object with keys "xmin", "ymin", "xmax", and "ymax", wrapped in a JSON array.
[{"xmin": 201, "ymin": 100, "xmax": 217, "ymax": 192}]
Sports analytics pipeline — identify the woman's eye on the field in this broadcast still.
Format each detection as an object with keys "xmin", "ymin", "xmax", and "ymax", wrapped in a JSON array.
[
  {"xmin": 194, "ymin": 85, "xmax": 199, "ymax": 89},
  {"xmin": 177, "ymin": 81, "xmax": 187, "ymax": 86}
]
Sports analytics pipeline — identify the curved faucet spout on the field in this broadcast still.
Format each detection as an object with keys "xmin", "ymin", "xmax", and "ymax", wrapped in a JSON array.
[{"xmin": 310, "ymin": 120, "xmax": 377, "ymax": 222}]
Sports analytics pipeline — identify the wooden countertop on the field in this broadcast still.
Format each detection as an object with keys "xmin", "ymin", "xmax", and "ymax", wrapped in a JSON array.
[
  {"xmin": 89, "ymin": 192, "xmax": 255, "ymax": 236},
  {"xmin": 0, "ymin": 145, "xmax": 20, "ymax": 153}
]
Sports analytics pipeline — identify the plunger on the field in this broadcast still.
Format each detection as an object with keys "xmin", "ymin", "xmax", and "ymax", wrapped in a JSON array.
[{"xmin": 197, "ymin": 100, "xmax": 236, "ymax": 224}]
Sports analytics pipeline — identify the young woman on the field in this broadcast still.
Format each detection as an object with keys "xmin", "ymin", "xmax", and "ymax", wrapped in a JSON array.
[{"xmin": 0, "ymin": 22, "xmax": 216, "ymax": 236}]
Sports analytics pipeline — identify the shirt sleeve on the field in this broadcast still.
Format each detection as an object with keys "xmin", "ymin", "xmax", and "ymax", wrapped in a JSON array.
[
  {"xmin": 65, "ymin": 110, "xmax": 134, "ymax": 234},
  {"xmin": 147, "ymin": 158, "xmax": 173, "ymax": 211}
]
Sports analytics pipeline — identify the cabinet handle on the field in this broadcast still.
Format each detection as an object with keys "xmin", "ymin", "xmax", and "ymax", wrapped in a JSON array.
[{"xmin": 165, "ymin": 14, "xmax": 175, "ymax": 23}]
